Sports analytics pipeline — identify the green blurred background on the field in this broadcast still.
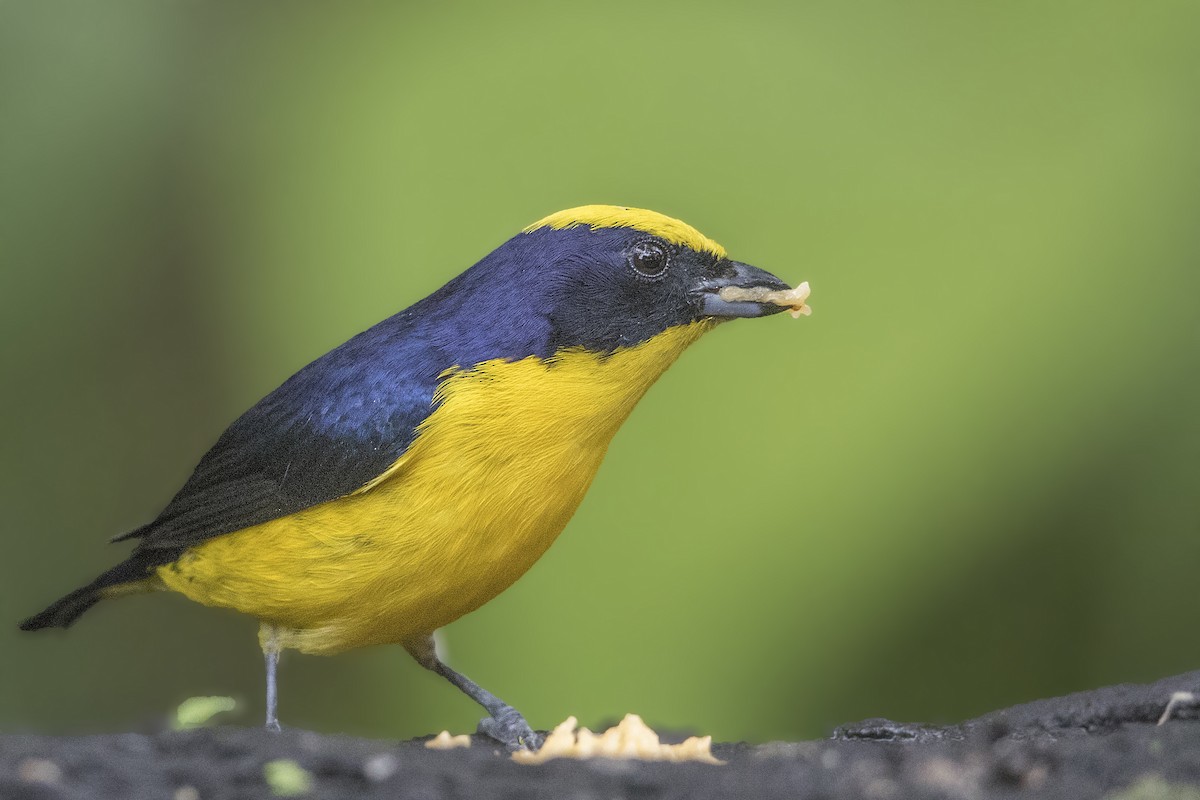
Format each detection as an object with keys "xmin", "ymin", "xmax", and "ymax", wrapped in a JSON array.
[{"xmin": 2, "ymin": 1, "xmax": 1198, "ymax": 743}]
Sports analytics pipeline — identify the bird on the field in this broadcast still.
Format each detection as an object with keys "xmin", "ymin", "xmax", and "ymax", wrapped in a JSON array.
[{"xmin": 21, "ymin": 205, "xmax": 801, "ymax": 751}]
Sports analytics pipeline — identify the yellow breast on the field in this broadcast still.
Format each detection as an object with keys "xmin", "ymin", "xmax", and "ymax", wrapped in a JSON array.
[{"xmin": 157, "ymin": 321, "xmax": 713, "ymax": 654}]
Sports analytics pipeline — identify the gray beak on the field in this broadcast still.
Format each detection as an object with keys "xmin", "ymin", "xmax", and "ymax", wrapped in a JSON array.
[{"xmin": 693, "ymin": 260, "xmax": 793, "ymax": 319}]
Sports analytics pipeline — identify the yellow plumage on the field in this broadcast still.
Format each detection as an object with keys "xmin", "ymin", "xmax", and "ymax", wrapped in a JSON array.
[
  {"xmin": 526, "ymin": 205, "xmax": 727, "ymax": 258},
  {"xmin": 24, "ymin": 205, "xmax": 800, "ymax": 749},
  {"xmin": 156, "ymin": 321, "xmax": 713, "ymax": 655}
]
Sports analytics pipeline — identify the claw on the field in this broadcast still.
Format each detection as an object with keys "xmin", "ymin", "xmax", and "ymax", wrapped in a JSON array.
[{"xmin": 477, "ymin": 708, "xmax": 543, "ymax": 751}]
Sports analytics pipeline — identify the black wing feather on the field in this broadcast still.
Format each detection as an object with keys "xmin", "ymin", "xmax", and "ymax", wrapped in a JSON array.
[
  {"xmin": 110, "ymin": 241, "xmax": 557, "ymax": 568},
  {"xmin": 123, "ymin": 319, "xmax": 445, "ymax": 566}
]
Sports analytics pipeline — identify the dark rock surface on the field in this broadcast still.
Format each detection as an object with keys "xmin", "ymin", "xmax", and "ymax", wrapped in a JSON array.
[{"xmin": 3, "ymin": 671, "xmax": 1200, "ymax": 799}]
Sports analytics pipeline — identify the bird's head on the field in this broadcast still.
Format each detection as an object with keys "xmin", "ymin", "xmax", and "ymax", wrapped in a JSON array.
[
  {"xmin": 405, "ymin": 205, "xmax": 802, "ymax": 369},
  {"xmin": 473, "ymin": 205, "xmax": 797, "ymax": 355}
]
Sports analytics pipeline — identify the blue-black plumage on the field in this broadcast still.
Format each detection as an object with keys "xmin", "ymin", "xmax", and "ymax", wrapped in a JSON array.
[{"xmin": 21, "ymin": 206, "xmax": 804, "ymax": 751}]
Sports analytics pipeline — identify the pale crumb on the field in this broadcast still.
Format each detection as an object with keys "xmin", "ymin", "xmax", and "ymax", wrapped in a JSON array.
[
  {"xmin": 363, "ymin": 753, "xmax": 400, "ymax": 781},
  {"xmin": 1158, "ymin": 691, "xmax": 1196, "ymax": 725},
  {"xmin": 719, "ymin": 280, "xmax": 812, "ymax": 318},
  {"xmin": 18, "ymin": 758, "xmax": 63, "ymax": 786},
  {"xmin": 425, "ymin": 730, "xmax": 472, "ymax": 750},
  {"xmin": 512, "ymin": 714, "xmax": 724, "ymax": 765}
]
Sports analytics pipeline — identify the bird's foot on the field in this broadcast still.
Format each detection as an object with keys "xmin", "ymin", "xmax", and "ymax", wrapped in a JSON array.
[
  {"xmin": 265, "ymin": 719, "xmax": 282, "ymax": 733},
  {"xmin": 477, "ymin": 707, "xmax": 542, "ymax": 752}
]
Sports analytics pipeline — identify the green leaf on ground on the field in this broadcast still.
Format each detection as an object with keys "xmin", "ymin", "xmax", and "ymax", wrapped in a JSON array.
[
  {"xmin": 172, "ymin": 696, "xmax": 238, "ymax": 730},
  {"xmin": 1107, "ymin": 776, "xmax": 1200, "ymax": 800},
  {"xmin": 263, "ymin": 759, "xmax": 313, "ymax": 796}
]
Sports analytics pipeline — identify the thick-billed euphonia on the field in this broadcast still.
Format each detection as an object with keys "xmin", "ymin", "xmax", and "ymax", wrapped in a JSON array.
[{"xmin": 22, "ymin": 205, "xmax": 800, "ymax": 751}]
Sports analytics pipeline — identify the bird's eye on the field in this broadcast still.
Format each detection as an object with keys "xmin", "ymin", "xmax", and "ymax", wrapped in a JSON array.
[{"xmin": 628, "ymin": 241, "xmax": 669, "ymax": 280}]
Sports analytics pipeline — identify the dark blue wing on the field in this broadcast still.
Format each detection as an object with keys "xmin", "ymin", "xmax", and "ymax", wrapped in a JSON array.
[
  {"xmin": 119, "ymin": 229, "xmax": 569, "ymax": 566},
  {"xmin": 124, "ymin": 319, "xmax": 444, "ymax": 561}
]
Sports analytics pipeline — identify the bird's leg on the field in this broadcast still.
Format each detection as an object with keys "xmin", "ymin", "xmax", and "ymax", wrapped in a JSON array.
[
  {"xmin": 261, "ymin": 623, "xmax": 282, "ymax": 732},
  {"xmin": 405, "ymin": 636, "xmax": 542, "ymax": 752}
]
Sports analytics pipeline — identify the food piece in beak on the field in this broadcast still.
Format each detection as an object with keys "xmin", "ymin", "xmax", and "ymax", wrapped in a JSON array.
[{"xmin": 719, "ymin": 281, "xmax": 812, "ymax": 318}]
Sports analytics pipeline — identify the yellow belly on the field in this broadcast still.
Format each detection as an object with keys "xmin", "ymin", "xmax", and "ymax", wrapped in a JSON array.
[{"xmin": 156, "ymin": 322, "xmax": 711, "ymax": 654}]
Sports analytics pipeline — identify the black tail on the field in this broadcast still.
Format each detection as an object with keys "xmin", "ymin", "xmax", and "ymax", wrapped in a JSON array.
[
  {"xmin": 19, "ymin": 555, "xmax": 159, "ymax": 631},
  {"xmin": 19, "ymin": 585, "xmax": 103, "ymax": 631}
]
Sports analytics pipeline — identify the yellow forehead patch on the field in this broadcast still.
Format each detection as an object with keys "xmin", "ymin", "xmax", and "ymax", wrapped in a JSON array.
[{"xmin": 525, "ymin": 205, "xmax": 727, "ymax": 258}]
